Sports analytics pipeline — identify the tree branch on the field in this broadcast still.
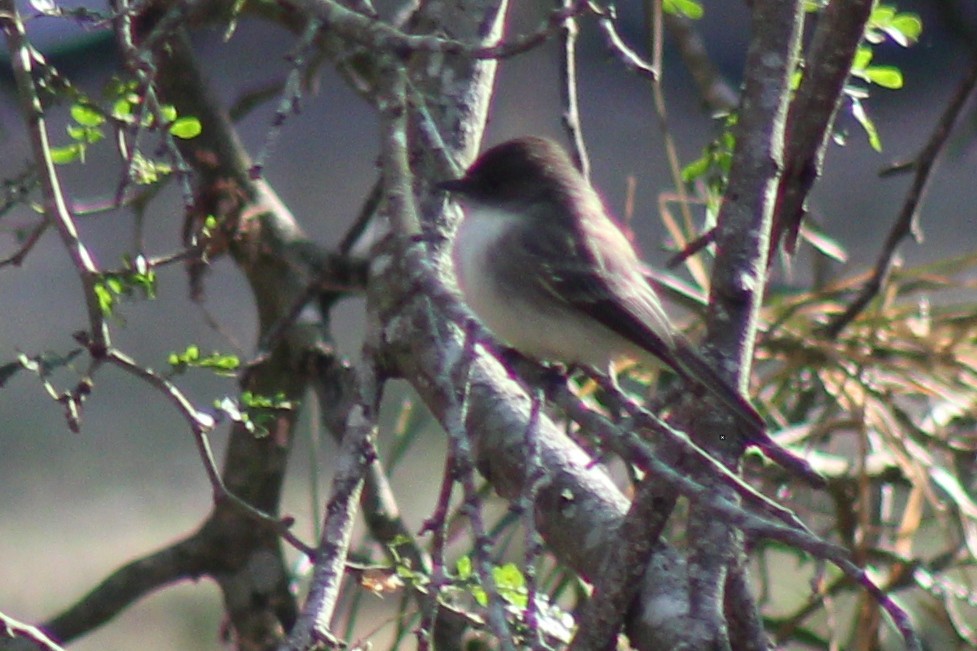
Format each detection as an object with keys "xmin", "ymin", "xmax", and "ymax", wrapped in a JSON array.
[
  {"xmin": 773, "ymin": 0, "xmax": 875, "ymax": 256},
  {"xmin": 690, "ymin": 0, "xmax": 806, "ymax": 647},
  {"xmin": 823, "ymin": 56, "xmax": 977, "ymax": 338},
  {"xmin": 0, "ymin": 1, "xmax": 109, "ymax": 349}
]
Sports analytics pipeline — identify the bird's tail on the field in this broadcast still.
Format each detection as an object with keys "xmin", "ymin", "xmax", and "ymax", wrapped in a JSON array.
[{"xmin": 669, "ymin": 339, "xmax": 825, "ymax": 487}]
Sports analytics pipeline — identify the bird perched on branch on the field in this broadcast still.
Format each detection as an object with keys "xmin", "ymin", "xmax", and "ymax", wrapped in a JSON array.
[{"xmin": 441, "ymin": 136, "xmax": 823, "ymax": 486}]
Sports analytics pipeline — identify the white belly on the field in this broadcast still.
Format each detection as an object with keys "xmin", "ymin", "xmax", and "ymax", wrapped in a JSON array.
[{"xmin": 451, "ymin": 208, "xmax": 630, "ymax": 371}]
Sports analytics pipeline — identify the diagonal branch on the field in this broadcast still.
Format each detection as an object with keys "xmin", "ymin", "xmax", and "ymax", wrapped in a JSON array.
[
  {"xmin": 42, "ymin": 536, "xmax": 208, "ymax": 644},
  {"xmin": 773, "ymin": 0, "xmax": 875, "ymax": 255},
  {"xmin": 823, "ymin": 57, "xmax": 977, "ymax": 339},
  {"xmin": 0, "ymin": 1, "xmax": 109, "ymax": 349}
]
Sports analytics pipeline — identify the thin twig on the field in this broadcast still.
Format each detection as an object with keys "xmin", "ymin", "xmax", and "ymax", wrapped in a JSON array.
[
  {"xmin": 250, "ymin": 17, "xmax": 324, "ymax": 179},
  {"xmin": 559, "ymin": 0, "xmax": 590, "ymax": 179},
  {"xmin": 282, "ymin": 363, "xmax": 378, "ymax": 650},
  {"xmin": 1, "ymin": 611, "xmax": 66, "ymax": 651},
  {"xmin": 518, "ymin": 386, "xmax": 547, "ymax": 650},
  {"xmin": 445, "ymin": 321, "xmax": 516, "ymax": 651},
  {"xmin": 644, "ymin": 0, "xmax": 708, "ymax": 290},
  {"xmin": 114, "ymin": 0, "xmax": 195, "ymax": 209},
  {"xmin": 0, "ymin": 220, "xmax": 49, "ymax": 267},
  {"xmin": 99, "ymin": 346, "xmax": 314, "ymax": 556},
  {"xmin": 1, "ymin": 2, "xmax": 109, "ymax": 349},
  {"xmin": 589, "ymin": 1, "xmax": 658, "ymax": 80},
  {"xmin": 823, "ymin": 57, "xmax": 977, "ymax": 339},
  {"xmin": 286, "ymin": 0, "xmax": 588, "ymax": 62}
]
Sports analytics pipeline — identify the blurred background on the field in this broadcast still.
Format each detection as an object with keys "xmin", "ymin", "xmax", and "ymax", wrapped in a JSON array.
[{"xmin": 1, "ymin": 0, "xmax": 976, "ymax": 648}]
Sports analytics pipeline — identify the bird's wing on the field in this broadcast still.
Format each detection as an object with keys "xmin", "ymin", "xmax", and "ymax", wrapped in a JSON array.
[
  {"xmin": 518, "ymin": 213, "xmax": 679, "ymax": 364},
  {"xmin": 520, "ymin": 216, "xmax": 765, "ymax": 434}
]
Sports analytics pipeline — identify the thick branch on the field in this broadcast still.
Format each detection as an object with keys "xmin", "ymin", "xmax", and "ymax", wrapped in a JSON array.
[
  {"xmin": 691, "ymin": 0, "xmax": 805, "ymax": 648},
  {"xmin": 43, "ymin": 537, "xmax": 208, "ymax": 643},
  {"xmin": 773, "ymin": 0, "xmax": 875, "ymax": 255}
]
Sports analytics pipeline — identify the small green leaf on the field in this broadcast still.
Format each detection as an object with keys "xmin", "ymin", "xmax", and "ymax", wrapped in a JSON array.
[
  {"xmin": 131, "ymin": 269, "xmax": 157, "ymax": 298},
  {"xmin": 159, "ymin": 104, "xmax": 178, "ymax": 123},
  {"xmin": 50, "ymin": 143, "xmax": 82, "ymax": 164},
  {"xmin": 852, "ymin": 46, "xmax": 873, "ymax": 70},
  {"xmin": 681, "ymin": 155, "xmax": 710, "ymax": 184},
  {"xmin": 663, "ymin": 0, "xmax": 703, "ymax": 19},
  {"xmin": 70, "ymin": 103, "xmax": 104, "ymax": 127},
  {"xmin": 131, "ymin": 152, "xmax": 172, "ymax": 185},
  {"xmin": 456, "ymin": 555, "xmax": 473, "ymax": 580},
  {"xmin": 869, "ymin": 5, "xmax": 896, "ymax": 24},
  {"xmin": 94, "ymin": 282, "xmax": 115, "ymax": 315},
  {"xmin": 890, "ymin": 14, "xmax": 922, "ymax": 44},
  {"xmin": 471, "ymin": 585, "xmax": 488, "ymax": 607},
  {"xmin": 850, "ymin": 97, "xmax": 882, "ymax": 152},
  {"xmin": 112, "ymin": 98, "xmax": 133, "ymax": 120},
  {"xmin": 67, "ymin": 124, "xmax": 104, "ymax": 144},
  {"xmin": 106, "ymin": 276, "xmax": 124, "ymax": 294},
  {"xmin": 493, "ymin": 563, "xmax": 528, "ymax": 608},
  {"xmin": 169, "ymin": 117, "xmax": 202, "ymax": 139},
  {"xmin": 790, "ymin": 68, "xmax": 804, "ymax": 90},
  {"xmin": 864, "ymin": 66, "xmax": 903, "ymax": 89}
]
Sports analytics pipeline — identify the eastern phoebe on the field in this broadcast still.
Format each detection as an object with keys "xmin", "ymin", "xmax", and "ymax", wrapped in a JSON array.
[{"xmin": 441, "ymin": 136, "xmax": 764, "ymax": 437}]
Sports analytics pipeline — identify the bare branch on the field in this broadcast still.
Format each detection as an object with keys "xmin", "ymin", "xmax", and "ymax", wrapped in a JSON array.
[
  {"xmin": 41, "ymin": 537, "xmax": 206, "ymax": 644},
  {"xmin": 559, "ymin": 0, "xmax": 590, "ymax": 179},
  {"xmin": 1, "ymin": 612, "xmax": 65, "ymax": 651},
  {"xmin": 690, "ymin": 0, "xmax": 806, "ymax": 646},
  {"xmin": 773, "ymin": 0, "xmax": 875, "ymax": 255},
  {"xmin": 282, "ymin": 379, "xmax": 378, "ymax": 650},
  {"xmin": 824, "ymin": 57, "xmax": 977, "ymax": 338},
  {"xmin": 0, "ymin": 1, "xmax": 109, "ymax": 349}
]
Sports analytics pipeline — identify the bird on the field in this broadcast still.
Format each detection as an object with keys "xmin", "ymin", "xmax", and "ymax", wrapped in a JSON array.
[{"xmin": 440, "ymin": 136, "xmax": 823, "ymax": 485}]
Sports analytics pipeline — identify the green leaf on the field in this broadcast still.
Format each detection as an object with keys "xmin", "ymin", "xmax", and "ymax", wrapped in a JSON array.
[
  {"xmin": 869, "ymin": 5, "xmax": 922, "ymax": 47},
  {"xmin": 850, "ymin": 97, "xmax": 882, "ymax": 152},
  {"xmin": 106, "ymin": 276, "xmax": 124, "ymax": 294},
  {"xmin": 852, "ymin": 46, "xmax": 873, "ymax": 70},
  {"xmin": 130, "ymin": 152, "xmax": 172, "ymax": 185},
  {"xmin": 94, "ymin": 282, "xmax": 115, "ymax": 315},
  {"xmin": 864, "ymin": 66, "xmax": 903, "ymax": 89},
  {"xmin": 663, "ymin": 0, "xmax": 703, "ymax": 19},
  {"xmin": 869, "ymin": 5, "xmax": 896, "ymax": 24},
  {"xmin": 131, "ymin": 268, "xmax": 157, "ymax": 298},
  {"xmin": 112, "ymin": 98, "xmax": 133, "ymax": 120},
  {"xmin": 159, "ymin": 104, "xmax": 178, "ymax": 123},
  {"xmin": 890, "ymin": 14, "xmax": 922, "ymax": 44},
  {"xmin": 169, "ymin": 117, "xmax": 202, "ymax": 139},
  {"xmin": 681, "ymin": 155, "xmax": 711, "ymax": 184},
  {"xmin": 199, "ymin": 353, "xmax": 240, "ymax": 373},
  {"xmin": 471, "ymin": 585, "xmax": 488, "ymax": 607},
  {"xmin": 241, "ymin": 390, "xmax": 291, "ymax": 408},
  {"xmin": 70, "ymin": 103, "xmax": 104, "ymax": 127},
  {"xmin": 456, "ymin": 555, "xmax": 473, "ymax": 580},
  {"xmin": 171, "ymin": 346, "xmax": 239, "ymax": 375},
  {"xmin": 200, "ymin": 214, "xmax": 220, "ymax": 238},
  {"xmin": 66, "ymin": 124, "xmax": 104, "ymax": 144},
  {"xmin": 493, "ymin": 563, "xmax": 528, "ymax": 608},
  {"xmin": 50, "ymin": 143, "xmax": 83, "ymax": 164}
]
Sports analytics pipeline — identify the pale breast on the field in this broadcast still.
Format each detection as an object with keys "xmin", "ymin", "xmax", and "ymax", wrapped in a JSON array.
[{"xmin": 451, "ymin": 207, "xmax": 632, "ymax": 370}]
